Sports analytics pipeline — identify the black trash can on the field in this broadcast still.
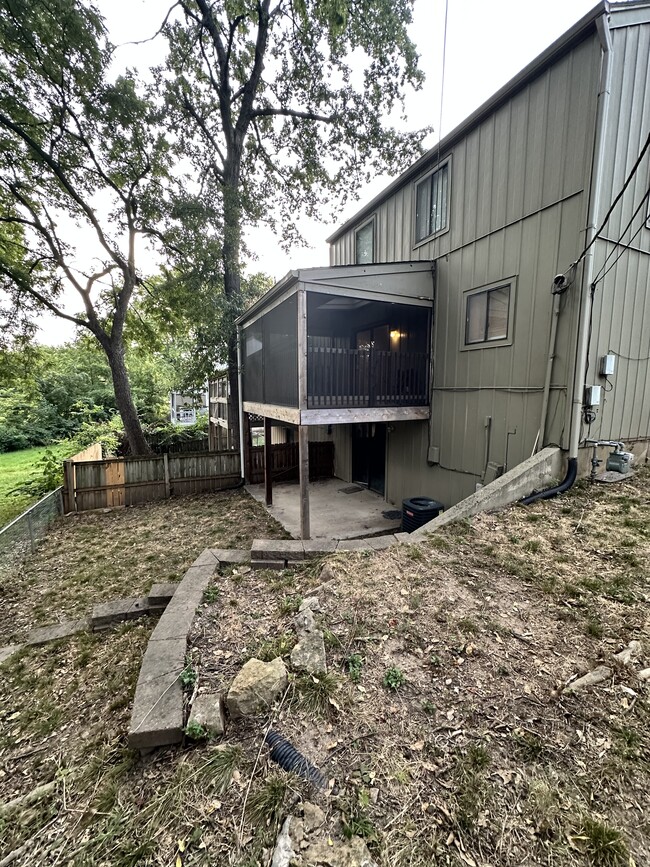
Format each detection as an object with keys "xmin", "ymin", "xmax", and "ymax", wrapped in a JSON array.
[{"xmin": 402, "ymin": 497, "xmax": 444, "ymax": 533}]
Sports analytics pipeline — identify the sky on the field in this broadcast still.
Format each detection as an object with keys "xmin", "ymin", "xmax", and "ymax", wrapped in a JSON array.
[{"xmin": 35, "ymin": 0, "xmax": 600, "ymax": 344}]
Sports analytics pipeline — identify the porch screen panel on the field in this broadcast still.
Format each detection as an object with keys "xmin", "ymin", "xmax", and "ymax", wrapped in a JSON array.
[
  {"xmin": 262, "ymin": 295, "xmax": 298, "ymax": 406},
  {"xmin": 242, "ymin": 321, "xmax": 264, "ymax": 402}
]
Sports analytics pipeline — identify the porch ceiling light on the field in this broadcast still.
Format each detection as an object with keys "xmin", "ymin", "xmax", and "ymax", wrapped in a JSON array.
[{"xmin": 390, "ymin": 330, "xmax": 406, "ymax": 340}]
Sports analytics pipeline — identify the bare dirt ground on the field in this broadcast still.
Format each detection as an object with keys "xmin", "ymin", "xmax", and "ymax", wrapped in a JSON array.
[{"xmin": 1, "ymin": 468, "xmax": 649, "ymax": 866}]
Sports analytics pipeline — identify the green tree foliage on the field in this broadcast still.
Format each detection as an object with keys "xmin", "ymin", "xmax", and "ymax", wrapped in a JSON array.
[
  {"xmin": 129, "ymin": 269, "xmax": 272, "ymax": 389},
  {"xmin": 163, "ymin": 0, "xmax": 428, "ymax": 441},
  {"xmin": 0, "ymin": 0, "xmax": 178, "ymax": 454},
  {"xmin": 0, "ymin": 337, "xmax": 175, "ymax": 452}
]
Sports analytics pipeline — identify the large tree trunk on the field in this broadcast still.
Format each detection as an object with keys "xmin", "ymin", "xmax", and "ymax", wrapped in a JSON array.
[
  {"xmin": 105, "ymin": 338, "xmax": 152, "ymax": 455},
  {"xmin": 223, "ymin": 172, "xmax": 242, "ymax": 452}
]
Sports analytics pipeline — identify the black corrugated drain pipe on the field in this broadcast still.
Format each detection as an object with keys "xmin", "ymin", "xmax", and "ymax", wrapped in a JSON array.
[
  {"xmin": 265, "ymin": 730, "xmax": 327, "ymax": 789},
  {"xmin": 520, "ymin": 457, "xmax": 578, "ymax": 506}
]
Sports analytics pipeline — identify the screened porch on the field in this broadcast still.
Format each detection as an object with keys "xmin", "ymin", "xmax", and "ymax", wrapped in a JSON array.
[{"xmin": 238, "ymin": 263, "xmax": 433, "ymax": 423}]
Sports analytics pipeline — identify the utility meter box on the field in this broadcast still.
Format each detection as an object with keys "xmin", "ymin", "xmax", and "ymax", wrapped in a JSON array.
[
  {"xmin": 584, "ymin": 385, "xmax": 602, "ymax": 407},
  {"xmin": 599, "ymin": 354, "xmax": 616, "ymax": 376},
  {"xmin": 606, "ymin": 451, "xmax": 633, "ymax": 474}
]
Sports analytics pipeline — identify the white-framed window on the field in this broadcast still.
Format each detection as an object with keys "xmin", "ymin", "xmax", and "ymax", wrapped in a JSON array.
[
  {"xmin": 355, "ymin": 219, "xmax": 374, "ymax": 264},
  {"xmin": 462, "ymin": 280, "xmax": 514, "ymax": 349},
  {"xmin": 415, "ymin": 161, "xmax": 449, "ymax": 243}
]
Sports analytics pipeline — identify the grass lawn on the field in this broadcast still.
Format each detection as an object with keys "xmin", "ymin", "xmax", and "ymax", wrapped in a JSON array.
[
  {"xmin": 0, "ymin": 444, "xmax": 71, "ymax": 527},
  {"xmin": 1, "ymin": 468, "xmax": 649, "ymax": 865}
]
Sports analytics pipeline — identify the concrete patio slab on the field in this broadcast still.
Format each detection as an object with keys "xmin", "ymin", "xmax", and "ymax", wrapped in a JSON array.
[{"xmin": 246, "ymin": 478, "xmax": 401, "ymax": 540}]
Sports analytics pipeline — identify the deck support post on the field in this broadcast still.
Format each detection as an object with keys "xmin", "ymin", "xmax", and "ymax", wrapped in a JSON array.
[
  {"xmin": 298, "ymin": 424, "xmax": 310, "ymax": 539},
  {"xmin": 264, "ymin": 416, "xmax": 273, "ymax": 505},
  {"xmin": 243, "ymin": 412, "xmax": 252, "ymax": 483},
  {"xmin": 296, "ymin": 286, "xmax": 310, "ymax": 538}
]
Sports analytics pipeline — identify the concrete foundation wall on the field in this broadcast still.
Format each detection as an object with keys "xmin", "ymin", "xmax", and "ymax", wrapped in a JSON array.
[{"xmin": 408, "ymin": 446, "xmax": 564, "ymax": 539}]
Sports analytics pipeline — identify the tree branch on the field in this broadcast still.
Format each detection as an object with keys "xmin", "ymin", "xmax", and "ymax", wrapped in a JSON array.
[
  {"xmin": 120, "ymin": 1, "xmax": 181, "ymax": 45},
  {"xmin": 191, "ymin": 0, "xmax": 235, "ymax": 145},
  {"xmin": 0, "ymin": 262, "xmax": 90, "ymax": 331},
  {"xmin": 235, "ymin": 0, "xmax": 272, "ymax": 143},
  {"xmin": 0, "ymin": 110, "xmax": 126, "ymax": 270},
  {"xmin": 180, "ymin": 92, "xmax": 226, "ymax": 175},
  {"xmin": 252, "ymin": 106, "xmax": 334, "ymax": 123}
]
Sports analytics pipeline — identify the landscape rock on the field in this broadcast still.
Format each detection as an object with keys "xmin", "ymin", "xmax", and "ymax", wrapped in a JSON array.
[
  {"xmin": 294, "ymin": 608, "xmax": 316, "ymax": 633},
  {"xmin": 564, "ymin": 665, "xmax": 612, "ymax": 693},
  {"xmin": 271, "ymin": 817, "xmax": 296, "ymax": 867},
  {"xmin": 291, "ymin": 631, "xmax": 327, "ymax": 674},
  {"xmin": 299, "ymin": 596, "xmax": 321, "ymax": 613},
  {"xmin": 613, "ymin": 640, "xmax": 642, "ymax": 665},
  {"xmin": 227, "ymin": 657, "xmax": 288, "ymax": 718},
  {"xmin": 271, "ymin": 813, "xmax": 376, "ymax": 867},
  {"xmin": 302, "ymin": 802, "xmax": 326, "ymax": 833},
  {"xmin": 189, "ymin": 691, "xmax": 226, "ymax": 737},
  {"xmin": 638, "ymin": 668, "xmax": 650, "ymax": 681},
  {"xmin": 303, "ymin": 835, "xmax": 377, "ymax": 867},
  {"xmin": 318, "ymin": 563, "xmax": 336, "ymax": 583}
]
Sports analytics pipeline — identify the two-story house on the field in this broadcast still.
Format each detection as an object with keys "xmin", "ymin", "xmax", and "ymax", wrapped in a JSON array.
[{"xmin": 234, "ymin": 1, "xmax": 650, "ymax": 538}]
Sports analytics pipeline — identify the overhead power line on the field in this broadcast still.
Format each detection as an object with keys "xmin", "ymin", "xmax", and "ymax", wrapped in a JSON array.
[{"xmin": 576, "ymin": 128, "xmax": 650, "ymax": 266}]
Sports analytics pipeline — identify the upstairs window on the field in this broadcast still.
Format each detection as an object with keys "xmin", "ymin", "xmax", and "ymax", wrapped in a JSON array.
[
  {"xmin": 464, "ymin": 282, "xmax": 512, "ymax": 347},
  {"xmin": 415, "ymin": 162, "xmax": 449, "ymax": 242},
  {"xmin": 355, "ymin": 219, "xmax": 374, "ymax": 263}
]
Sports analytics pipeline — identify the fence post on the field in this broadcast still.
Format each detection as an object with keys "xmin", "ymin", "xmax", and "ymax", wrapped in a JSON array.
[
  {"xmin": 63, "ymin": 460, "xmax": 76, "ymax": 513},
  {"xmin": 163, "ymin": 453, "xmax": 171, "ymax": 498}
]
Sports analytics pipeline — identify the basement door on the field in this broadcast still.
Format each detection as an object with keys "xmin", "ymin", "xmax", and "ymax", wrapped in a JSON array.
[{"xmin": 351, "ymin": 423, "xmax": 386, "ymax": 496}]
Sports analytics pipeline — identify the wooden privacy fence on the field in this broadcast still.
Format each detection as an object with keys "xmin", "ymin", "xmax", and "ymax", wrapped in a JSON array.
[
  {"xmin": 64, "ymin": 451, "xmax": 241, "ymax": 513},
  {"xmin": 248, "ymin": 441, "xmax": 334, "ymax": 484}
]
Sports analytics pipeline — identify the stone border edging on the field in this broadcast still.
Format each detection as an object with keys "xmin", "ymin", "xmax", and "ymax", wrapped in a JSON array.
[
  {"xmin": 128, "ymin": 548, "xmax": 249, "ymax": 751},
  {"xmin": 250, "ymin": 535, "xmax": 399, "ymax": 568}
]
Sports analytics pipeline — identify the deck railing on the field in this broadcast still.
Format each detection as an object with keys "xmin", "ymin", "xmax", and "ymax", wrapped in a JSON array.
[{"xmin": 307, "ymin": 347, "xmax": 429, "ymax": 409}]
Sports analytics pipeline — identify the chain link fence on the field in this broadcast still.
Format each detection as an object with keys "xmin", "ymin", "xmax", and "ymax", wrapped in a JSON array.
[{"xmin": 0, "ymin": 487, "xmax": 64, "ymax": 579}]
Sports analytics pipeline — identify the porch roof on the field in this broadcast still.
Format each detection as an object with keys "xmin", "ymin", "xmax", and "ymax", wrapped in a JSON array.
[{"xmin": 236, "ymin": 261, "xmax": 435, "ymax": 328}]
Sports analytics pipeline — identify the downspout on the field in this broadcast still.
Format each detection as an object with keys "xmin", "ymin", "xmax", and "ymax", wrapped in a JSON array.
[
  {"xmin": 523, "ymin": 9, "xmax": 612, "ymax": 504},
  {"xmin": 536, "ymin": 280, "xmax": 563, "ymax": 453},
  {"xmin": 570, "ymin": 11, "xmax": 612, "ymax": 462},
  {"xmin": 237, "ymin": 324, "xmax": 246, "ymax": 480}
]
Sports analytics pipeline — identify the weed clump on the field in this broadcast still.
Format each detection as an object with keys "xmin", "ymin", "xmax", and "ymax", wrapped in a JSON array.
[
  {"xmin": 578, "ymin": 815, "xmax": 629, "ymax": 866},
  {"xmin": 345, "ymin": 653, "xmax": 364, "ymax": 683},
  {"xmin": 293, "ymin": 672, "xmax": 342, "ymax": 716},
  {"xmin": 382, "ymin": 667, "xmax": 406, "ymax": 691}
]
